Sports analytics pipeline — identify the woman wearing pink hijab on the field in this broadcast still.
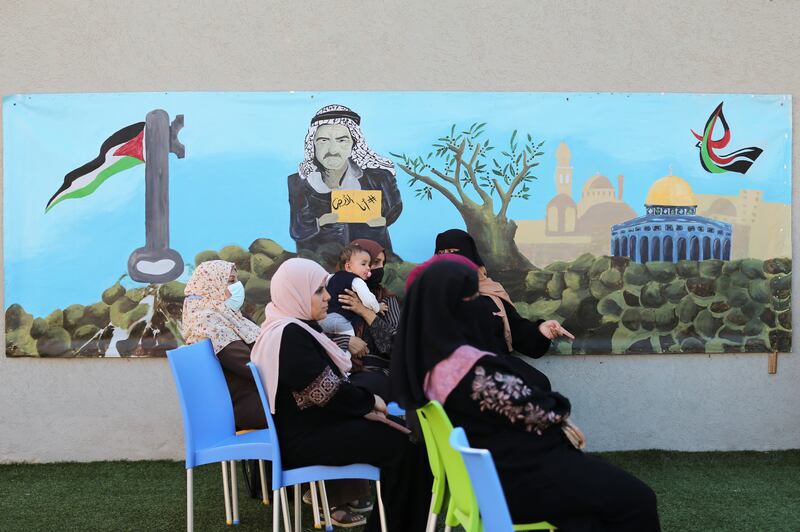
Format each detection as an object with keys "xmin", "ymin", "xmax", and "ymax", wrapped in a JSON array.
[{"xmin": 250, "ymin": 258, "xmax": 430, "ymax": 532}]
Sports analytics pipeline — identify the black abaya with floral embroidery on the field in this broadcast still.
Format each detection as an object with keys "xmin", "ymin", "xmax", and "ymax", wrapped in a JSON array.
[
  {"xmin": 393, "ymin": 261, "xmax": 660, "ymax": 532},
  {"xmin": 427, "ymin": 346, "xmax": 660, "ymax": 532}
]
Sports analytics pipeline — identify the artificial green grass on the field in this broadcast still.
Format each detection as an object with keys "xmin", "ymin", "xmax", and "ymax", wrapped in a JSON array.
[
  {"xmin": 1, "ymin": 451, "xmax": 798, "ymax": 531},
  {"xmin": 603, "ymin": 450, "xmax": 800, "ymax": 531}
]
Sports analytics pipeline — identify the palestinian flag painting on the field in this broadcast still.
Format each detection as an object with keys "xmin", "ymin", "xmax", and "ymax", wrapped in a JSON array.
[{"xmin": 45, "ymin": 122, "xmax": 145, "ymax": 212}]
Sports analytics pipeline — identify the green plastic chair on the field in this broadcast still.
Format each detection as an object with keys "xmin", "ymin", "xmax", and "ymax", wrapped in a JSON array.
[
  {"xmin": 417, "ymin": 401, "xmax": 452, "ymax": 532},
  {"xmin": 417, "ymin": 401, "xmax": 556, "ymax": 532}
]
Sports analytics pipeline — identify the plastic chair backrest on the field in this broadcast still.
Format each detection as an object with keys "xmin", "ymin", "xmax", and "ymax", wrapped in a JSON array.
[
  {"xmin": 450, "ymin": 427, "xmax": 515, "ymax": 532},
  {"xmin": 247, "ymin": 362, "xmax": 284, "ymax": 486},
  {"xmin": 166, "ymin": 340, "xmax": 236, "ymax": 468},
  {"xmin": 416, "ymin": 402, "xmax": 448, "ymax": 511},
  {"xmin": 418, "ymin": 401, "xmax": 480, "ymax": 531}
]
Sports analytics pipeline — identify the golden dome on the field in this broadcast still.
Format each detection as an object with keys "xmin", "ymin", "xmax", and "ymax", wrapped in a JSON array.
[{"xmin": 645, "ymin": 174, "xmax": 696, "ymax": 207}]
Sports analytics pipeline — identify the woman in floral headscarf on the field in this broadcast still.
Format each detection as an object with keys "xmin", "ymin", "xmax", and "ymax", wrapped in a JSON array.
[{"xmin": 181, "ymin": 260, "xmax": 264, "ymax": 431}]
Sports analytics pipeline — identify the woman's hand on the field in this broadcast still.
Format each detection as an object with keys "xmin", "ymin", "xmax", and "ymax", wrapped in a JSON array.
[
  {"xmin": 339, "ymin": 289, "xmax": 377, "ymax": 324},
  {"xmin": 348, "ymin": 336, "xmax": 369, "ymax": 358},
  {"xmin": 562, "ymin": 418, "xmax": 586, "ymax": 450},
  {"xmin": 379, "ymin": 302, "xmax": 389, "ymax": 314},
  {"xmin": 538, "ymin": 320, "xmax": 575, "ymax": 340},
  {"xmin": 373, "ymin": 394, "xmax": 388, "ymax": 414}
]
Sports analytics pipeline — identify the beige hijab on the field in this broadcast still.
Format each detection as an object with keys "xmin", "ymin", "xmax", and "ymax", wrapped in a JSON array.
[
  {"xmin": 250, "ymin": 258, "xmax": 352, "ymax": 413},
  {"xmin": 478, "ymin": 271, "xmax": 515, "ymax": 352},
  {"xmin": 181, "ymin": 260, "xmax": 259, "ymax": 354}
]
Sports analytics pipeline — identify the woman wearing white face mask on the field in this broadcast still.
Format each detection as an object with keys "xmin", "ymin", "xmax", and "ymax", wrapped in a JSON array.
[{"xmin": 181, "ymin": 260, "xmax": 265, "ymax": 431}]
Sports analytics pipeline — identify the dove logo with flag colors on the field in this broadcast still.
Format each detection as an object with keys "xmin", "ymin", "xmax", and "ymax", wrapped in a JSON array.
[{"xmin": 692, "ymin": 102, "xmax": 763, "ymax": 175}]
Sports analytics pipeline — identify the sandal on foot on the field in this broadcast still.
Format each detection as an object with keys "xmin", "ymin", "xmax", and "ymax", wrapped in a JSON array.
[
  {"xmin": 329, "ymin": 507, "xmax": 367, "ymax": 528},
  {"xmin": 302, "ymin": 489, "xmax": 313, "ymax": 506},
  {"xmin": 347, "ymin": 497, "xmax": 374, "ymax": 513}
]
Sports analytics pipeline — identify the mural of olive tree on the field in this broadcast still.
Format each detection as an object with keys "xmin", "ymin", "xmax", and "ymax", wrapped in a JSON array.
[{"xmin": 392, "ymin": 123, "xmax": 544, "ymax": 281}]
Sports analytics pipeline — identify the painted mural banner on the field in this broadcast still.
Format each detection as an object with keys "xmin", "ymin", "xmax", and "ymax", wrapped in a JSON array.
[{"xmin": 2, "ymin": 92, "xmax": 791, "ymax": 357}]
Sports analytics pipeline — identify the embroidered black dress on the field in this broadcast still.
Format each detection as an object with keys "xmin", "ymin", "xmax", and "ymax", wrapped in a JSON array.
[
  {"xmin": 441, "ymin": 353, "xmax": 660, "ymax": 532},
  {"xmin": 274, "ymin": 321, "xmax": 430, "ymax": 532},
  {"xmin": 331, "ymin": 294, "xmax": 401, "ymax": 400}
]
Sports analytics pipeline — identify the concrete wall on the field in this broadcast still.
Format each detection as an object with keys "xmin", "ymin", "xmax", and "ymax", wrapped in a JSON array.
[{"xmin": 1, "ymin": 0, "xmax": 798, "ymax": 462}]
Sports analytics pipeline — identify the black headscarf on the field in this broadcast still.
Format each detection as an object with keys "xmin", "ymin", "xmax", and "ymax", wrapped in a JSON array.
[
  {"xmin": 390, "ymin": 260, "xmax": 493, "ymax": 410},
  {"xmin": 434, "ymin": 229, "xmax": 484, "ymax": 267}
]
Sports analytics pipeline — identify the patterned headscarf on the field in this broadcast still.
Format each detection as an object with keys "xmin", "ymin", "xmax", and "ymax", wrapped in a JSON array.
[
  {"xmin": 298, "ymin": 104, "xmax": 395, "ymax": 180},
  {"xmin": 181, "ymin": 260, "xmax": 260, "ymax": 354}
]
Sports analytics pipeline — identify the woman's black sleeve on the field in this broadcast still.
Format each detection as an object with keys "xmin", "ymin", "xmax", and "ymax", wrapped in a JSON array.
[
  {"xmin": 279, "ymin": 324, "xmax": 375, "ymax": 417},
  {"xmin": 504, "ymin": 299, "xmax": 551, "ymax": 358}
]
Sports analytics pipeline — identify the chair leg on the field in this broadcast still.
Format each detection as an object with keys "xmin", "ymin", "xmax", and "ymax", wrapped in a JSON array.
[
  {"xmin": 258, "ymin": 460, "xmax": 269, "ymax": 506},
  {"xmin": 222, "ymin": 461, "xmax": 233, "ymax": 525},
  {"xmin": 318, "ymin": 480, "xmax": 333, "ymax": 532},
  {"xmin": 273, "ymin": 490, "xmax": 280, "ymax": 531},
  {"xmin": 425, "ymin": 492, "xmax": 437, "ymax": 532},
  {"xmin": 230, "ymin": 461, "xmax": 240, "ymax": 525},
  {"xmin": 376, "ymin": 480, "xmax": 388, "ymax": 532},
  {"xmin": 186, "ymin": 468, "xmax": 194, "ymax": 532},
  {"xmin": 294, "ymin": 485, "xmax": 302, "ymax": 532},
  {"xmin": 280, "ymin": 487, "xmax": 292, "ymax": 532},
  {"xmin": 310, "ymin": 481, "xmax": 321, "ymax": 529}
]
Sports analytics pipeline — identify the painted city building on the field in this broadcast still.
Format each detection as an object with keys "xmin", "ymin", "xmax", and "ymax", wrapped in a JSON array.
[
  {"xmin": 611, "ymin": 174, "xmax": 733, "ymax": 263},
  {"xmin": 515, "ymin": 142, "xmax": 636, "ymax": 265}
]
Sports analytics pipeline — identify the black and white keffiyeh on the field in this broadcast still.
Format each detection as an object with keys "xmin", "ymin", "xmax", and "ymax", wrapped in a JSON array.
[{"xmin": 299, "ymin": 104, "xmax": 395, "ymax": 179}]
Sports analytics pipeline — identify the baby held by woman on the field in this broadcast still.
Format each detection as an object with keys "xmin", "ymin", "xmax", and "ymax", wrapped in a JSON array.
[{"xmin": 319, "ymin": 243, "xmax": 386, "ymax": 336}]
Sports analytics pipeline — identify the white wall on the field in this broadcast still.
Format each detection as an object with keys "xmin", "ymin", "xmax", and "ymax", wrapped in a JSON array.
[{"xmin": 1, "ymin": 0, "xmax": 798, "ymax": 462}]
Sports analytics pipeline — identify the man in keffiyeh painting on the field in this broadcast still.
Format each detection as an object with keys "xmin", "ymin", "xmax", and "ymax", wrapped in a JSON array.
[{"xmin": 288, "ymin": 104, "xmax": 403, "ymax": 266}]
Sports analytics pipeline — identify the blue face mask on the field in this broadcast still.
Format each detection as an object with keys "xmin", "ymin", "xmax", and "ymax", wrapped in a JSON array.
[{"xmin": 225, "ymin": 281, "xmax": 245, "ymax": 311}]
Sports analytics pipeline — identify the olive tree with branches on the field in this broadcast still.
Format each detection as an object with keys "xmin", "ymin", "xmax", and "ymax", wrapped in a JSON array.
[{"xmin": 392, "ymin": 122, "xmax": 545, "ymax": 276}]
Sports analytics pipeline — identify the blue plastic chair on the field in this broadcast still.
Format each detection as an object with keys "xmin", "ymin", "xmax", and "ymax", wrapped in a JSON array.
[
  {"xmin": 166, "ymin": 340, "xmax": 274, "ymax": 531},
  {"xmin": 247, "ymin": 362, "xmax": 388, "ymax": 532},
  {"xmin": 387, "ymin": 401, "xmax": 405, "ymax": 417},
  {"xmin": 449, "ymin": 427, "xmax": 556, "ymax": 532}
]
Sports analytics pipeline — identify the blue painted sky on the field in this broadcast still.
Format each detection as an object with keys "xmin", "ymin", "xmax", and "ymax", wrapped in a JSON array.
[{"xmin": 3, "ymin": 92, "xmax": 791, "ymax": 316}]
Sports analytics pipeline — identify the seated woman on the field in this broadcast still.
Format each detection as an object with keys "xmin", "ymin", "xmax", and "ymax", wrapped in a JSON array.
[
  {"xmin": 181, "ymin": 260, "xmax": 265, "ymax": 431},
  {"xmin": 322, "ymin": 238, "xmax": 404, "ymax": 520},
  {"xmin": 181, "ymin": 260, "xmax": 269, "ymax": 500},
  {"xmin": 329, "ymin": 238, "xmax": 401, "ymax": 400},
  {"xmin": 250, "ymin": 258, "xmax": 430, "ymax": 532},
  {"xmin": 391, "ymin": 261, "xmax": 660, "ymax": 532},
  {"xmin": 430, "ymin": 228, "xmax": 573, "ymax": 389}
]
